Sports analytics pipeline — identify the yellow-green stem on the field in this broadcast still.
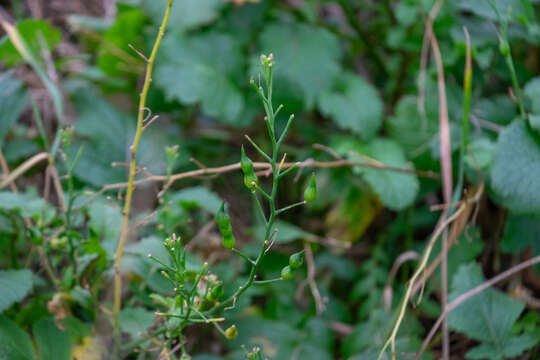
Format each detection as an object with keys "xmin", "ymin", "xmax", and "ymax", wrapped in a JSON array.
[{"xmin": 112, "ymin": 0, "xmax": 173, "ymax": 355}]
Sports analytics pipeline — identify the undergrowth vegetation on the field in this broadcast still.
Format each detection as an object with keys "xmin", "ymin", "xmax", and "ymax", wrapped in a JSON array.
[{"xmin": 0, "ymin": 0, "xmax": 540, "ymax": 359}]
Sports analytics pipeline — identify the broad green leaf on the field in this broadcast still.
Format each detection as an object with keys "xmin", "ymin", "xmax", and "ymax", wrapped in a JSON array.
[
  {"xmin": 143, "ymin": 0, "xmax": 223, "ymax": 32},
  {"xmin": 167, "ymin": 186, "xmax": 222, "ymax": 214},
  {"xmin": 33, "ymin": 317, "xmax": 71, "ymax": 360},
  {"xmin": 457, "ymin": 0, "xmax": 534, "ymax": 22},
  {"xmin": 524, "ymin": 76, "xmax": 540, "ymax": 114},
  {"xmin": 70, "ymin": 87, "xmax": 166, "ymax": 186},
  {"xmin": 0, "ymin": 19, "xmax": 61, "ymax": 66},
  {"xmin": 0, "ymin": 72, "xmax": 28, "ymax": 147},
  {"xmin": 254, "ymin": 220, "xmax": 316, "ymax": 244},
  {"xmin": 0, "ymin": 191, "xmax": 55, "ymax": 222},
  {"xmin": 501, "ymin": 213, "xmax": 540, "ymax": 272},
  {"xmin": 119, "ymin": 307, "xmax": 155, "ymax": 339},
  {"xmin": 318, "ymin": 72, "xmax": 382, "ymax": 140},
  {"xmin": 386, "ymin": 96, "xmax": 438, "ymax": 156},
  {"xmin": 464, "ymin": 137, "xmax": 495, "ymax": 170},
  {"xmin": 97, "ymin": 9, "xmax": 146, "ymax": 76},
  {"xmin": 259, "ymin": 23, "xmax": 342, "ymax": 108},
  {"xmin": 0, "ymin": 270, "xmax": 33, "ymax": 313},
  {"xmin": 491, "ymin": 119, "xmax": 540, "ymax": 213},
  {"xmin": 154, "ymin": 32, "xmax": 244, "ymax": 124},
  {"xmin": 0, "ymin": 315, "xmax": 36, "ymax": 360},
  {"xmin": 89, "ymin": 198, "xmax": 122, "ymax": 254},
  {"xmin": 352, "ymin": 139, "xmax": 419, "ymax": 210},
  {"xmin": 448, "ymin": 262, "xmax": 536, "ymax": 359}
]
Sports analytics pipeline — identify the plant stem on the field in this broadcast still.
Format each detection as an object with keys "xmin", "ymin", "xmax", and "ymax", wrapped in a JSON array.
[{"xmin": 112, "ymin": 1, "xmax": 173, "ymax": 356}]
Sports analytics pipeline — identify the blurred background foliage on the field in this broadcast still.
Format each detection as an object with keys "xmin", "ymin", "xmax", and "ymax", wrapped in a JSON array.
[{"xmin": 0, "ymin": 0, "xmax": 540, "ymax": 359}]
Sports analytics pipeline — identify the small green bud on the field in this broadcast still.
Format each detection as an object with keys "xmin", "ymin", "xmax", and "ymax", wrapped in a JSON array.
[
  {"xmin": 244, "ymin": 173, "xmax": 258, "ymax": 190},
  {"xmin": 289, "ymin": 251, "xmax": 304, "ymax": 269},
  {"xmin": 60, "ymin": 126, "xmax": 74, "ymax": 150},
  {"xmin": 165, "ymin": 145, "xmax": 179, "ymax": 177},
  {"xmin": 304, "ymin": 173, "xmax": 317, "ymax": 203},
  {"xmin": 281, "ymin": 265, "xmax": 294, "ymax": 280},
  {"xmin": 225, "ymin": 325, "xmax": 238, "ymax": 340},
  {"xmin": 499, "ymin": 40, "xmax": 510, "ymax": 57}
]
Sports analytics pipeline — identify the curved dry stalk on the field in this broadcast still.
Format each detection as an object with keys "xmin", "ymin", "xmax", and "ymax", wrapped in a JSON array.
[
  {"xmin": 377, "ymin": 185, "xmax": 483, "ymax": 360},
  {"xmin": 0, "ymin": 152, "xmax": 49, "ymax": 189},
  {"xmin": 415, "ymin": 254, "xmax": 540, "ymax": 360},
  {"xmin": 112, "ymin": 0, "xmax": 174, "ymax": 356}
]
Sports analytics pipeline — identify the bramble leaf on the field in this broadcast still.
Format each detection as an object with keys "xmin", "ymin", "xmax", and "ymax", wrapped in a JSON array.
[{"xmin": 0, "ymin": 270, "xmax": 33, "ymax": 313}]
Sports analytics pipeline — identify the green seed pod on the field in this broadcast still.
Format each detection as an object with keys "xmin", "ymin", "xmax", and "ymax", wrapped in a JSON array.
[
  {"xmin": 289, "ymin": 251, "xmax": 304, "ymax": 269},
  {"xmin": 207, "ymin": 283, "xmax": 224, "ymax": 301},
  {"xmin": 304, "ymin": 173, "xmax": 317, "ymax": 203},
  {"xmin": 241, "ymin": 146, "xmax": 258, "ymax": 190},
  {"xmin": 281, "ymin": 265, "xmax": 294, "ymax": 280},
  {"xmin": 222, "ymin": 234, "xmax": 236, "ymax": 250},
  {"xmin": 225, "ymin": 325, "xmax": 238, "ymax": 340},
  {"xmin": 499, "ymin": 40, "xmax": 510, "ymax": 57},
  {"xmin": 216, "ymin": 203, "xmax": 230, "ymax": 230}
]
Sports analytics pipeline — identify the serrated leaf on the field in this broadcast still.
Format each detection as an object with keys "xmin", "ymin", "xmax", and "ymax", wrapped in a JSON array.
[
  {"xmin": 119, "ymin": 307, "xmax": 155, "ymax": 339},
  {"xmin": 167, "ymin": 186, "xmax": 223, "ymax": 214},
  {"xmin": 70, "ymin": 87, "xmax": 166, "ymax": 186},
  {"xmin": 33, "ymin": 317, "xmax": 71, "ymax": 360},
  {"xmin": 0, "ymin": 19, "xmax": 61, "ymax": 66},
  {"xmin": 0, "ymin": 270, "xmax": 33, "ymax": 313},
  {"xmin": 448, "ymin": 262, "xmax": 536, "ymax": 359},
  {"xmin": 351, "ymin": 139, "xmax": 419, "ymax": 210},
  {"xmin": 318, "ymin": 72, "xmax": 382, "ymax": 140},
  {"xmin": 0, "ymin": 71, "xmax": 28, "ymax": 147},
  {"xmin": 491, "ymin": 119, "xmax": 540, "ymax": 213},
  {"xmin": 500, "ymin": 213, "xmax": 540, "ymax": 272},
  {"xmin": 97, "ymin": 9, "xmax": 146, "ymax": 76},
  {"xmin": 0, "ymin": 191, "xmax": 55, "ymax": 223},
  {"xmin": 259, "ymin": 22, "xmax": 342, "ymax": 108},
  {"xmin": 143, "ymin": 0, "xmax": 222, "ymax": 32},
  {"xmin": 155, "ymin": 33, "xmax": 244, "ymax": 124},
  {"xmin": 0, "ymin": 315, "xmax": 36, "ymax": 360}
]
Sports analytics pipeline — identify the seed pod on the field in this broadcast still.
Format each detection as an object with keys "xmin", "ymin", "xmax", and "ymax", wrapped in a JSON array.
[
  {"xmin": 216, "ymin": 203, "xmax": 230, "ymax": 230},
  {"xmin": 241, "ymin": 146, "xmax": 258, "ymax": 190},
  {"xmin": 207, "ymin": 283, "xmax": 224, "ymax": 301},
  {"xmin": 289, "ymin": 251, "xmax": 304, "ymax": 269},
  {"xmin": 222, "ymin": 234, "xmax": 235, "ymax": 250},
  {"xmin": 225, "ymin": 325, "xmax": 238, "ymax": 340},
  {"xmin": 499, "ymin": 40, "xmax": 510, "ymax": 57},
  {"xmin": 304, "ymin": 173, "xmax": 317, "ymax": 203},
  {"xmin": 281, "ymin": 265, "xmax": 294, "ymax": 280}
]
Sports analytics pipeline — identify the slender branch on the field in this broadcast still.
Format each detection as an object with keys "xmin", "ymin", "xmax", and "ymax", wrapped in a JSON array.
[
  {"xmin": 415, "ymin": 254, "xmax": 540, "ymax": 360},
  {"xmin": 0, "ymin": 152, "xmax": 49, "ymax": 189},
  {"xmin": 112, "ymin": 1, "xmax": 174, "ymax": 356}
]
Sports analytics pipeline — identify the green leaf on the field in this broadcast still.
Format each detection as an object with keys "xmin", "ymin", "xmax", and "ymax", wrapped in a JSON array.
[
  {"xmin": 0, "ymin": 72, "xmax": 28, "ymax": 147},
  {"xmin": 386, "ymin": 96, "xmax": 438, "ymax": 156},
  {"xmin": 154, "ymin": 32, "xmax": 244, "ymax": 124},
  {"xmin": 119, "ymin": 307, "xmax": 155, "ymax": 339},
  {"xmin": 448, "ymin": 262, "xmax": 536, "ymax": 359},
  {"xmin": 167, "ymin": 186, "xmax": 223, "ymax": 214},
  {"xmin": 0, "ymin": 191, "xmax": 55, "ymax": 222},
  {"xmin": 0, "ymin": 315, "xmax": 36, "ymax": 360},
  {"xmin": 491, "ymin": 119, "xmax": 540, "ymax": 213},
  {"xmin": 351, "ymin": 138, "xmax": 419, "ymax": 210},
  {"xmin": 254, "ymin": 220, "xmax": 316, "ymax": 244},
  {"xmin": 501, "ymin": 213, "xmax": 540, "ymax": 272},
  {"xmin": 457, "ymin": 0, "xmax": 534, "ymax": 22},
  {"xmin": 259, "ymin": 22, "xmax": 342, "ymax": 108},
  {"xmin": 0, "ymin": 19, "xmax": 61, "ymax": 66},
  {"xmin": 97, "ymin": 9, "xmax": 146, "ymax": 76},
  {"xmin": 318, "ymin": 72, "xmax": 382, "ymax": 140},
  {"xmin": 89, "ymin": 198, "xmax": 122, "ymax": 254},
  {"xmin": 70, "ymin": 86, "xmax": 167, "ymax": 186},
  {"xmin": 33, "ymin": 317, "xmax": 71, "ymax": 360},
  {"xmin": 0, "ymin": 270, "xmax": 33, "ymax": 313},
  {"xmin": 143, "ymin": 0, "xmax": 223, "ymax": 32}
]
